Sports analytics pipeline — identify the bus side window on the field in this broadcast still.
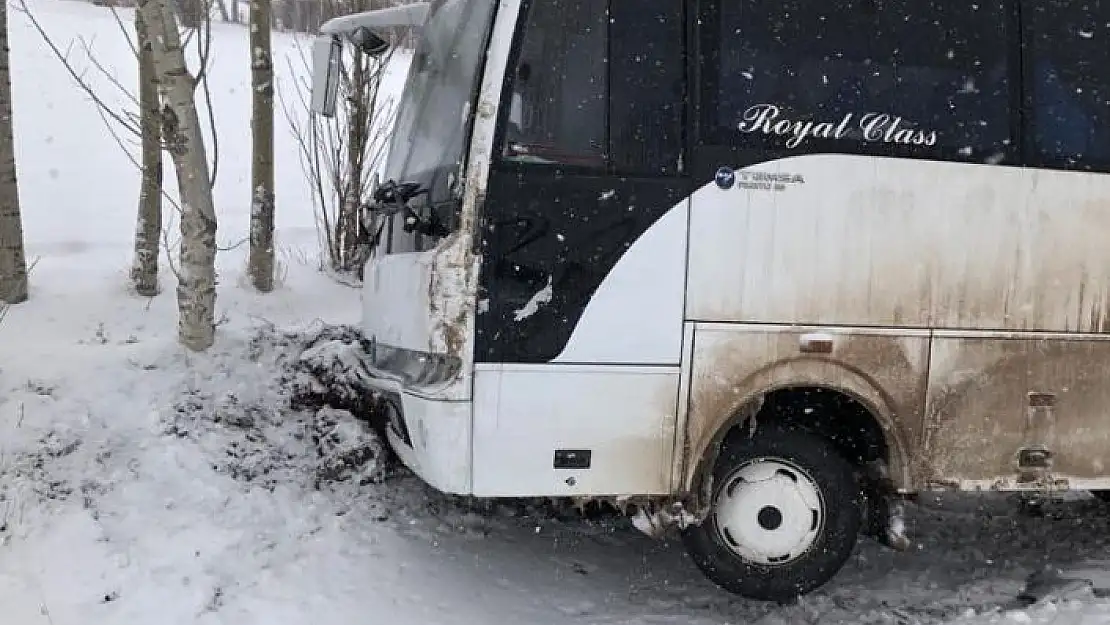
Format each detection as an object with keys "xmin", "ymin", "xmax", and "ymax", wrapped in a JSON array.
[
  {"xmin": 608, "ymin": 2, "xmax": 685, "ymax": 176},
  {"xmin": 705, "ymin": 0, "xmax": 1012, "ymax": 162},
  {"xmin": 871, "ymin": 0, "xmax": 1012, "ymax": 159},
  {"xmin": 1024, "ymin": 0, "xmax": 1110, "ymax": 169},
  {"xmin": 709, "ymin": 0, "xmax": 870, "ymax": 136},
  {"xmin": 501, "ymin": 0, "xmax": 609, "ymax": 168}
]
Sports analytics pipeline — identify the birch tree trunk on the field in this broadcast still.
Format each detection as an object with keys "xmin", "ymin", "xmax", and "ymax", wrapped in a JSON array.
[
  {"xmin": 247, "ymin": 0, "xmax": 275, "ymax": 292},
  {"xmin": 0, "ymin": 0, "xmax": 26, "ymax": 305},
  {"xmin": 130, "ymin": 8, "xmax": 163, "ymax": 297},
  {"xmin": 340, "ymin": 51, "xmax": 367, "ymax": 274},
  {"xmin": 137, "ymin": 0, "xmax": 218, "ymax": 351}
]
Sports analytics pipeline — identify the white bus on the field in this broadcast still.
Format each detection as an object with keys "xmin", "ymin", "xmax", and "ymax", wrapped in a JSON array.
[{"xmin": 310, "ymin": 0, "xmax": 1110, "ymax": 602}]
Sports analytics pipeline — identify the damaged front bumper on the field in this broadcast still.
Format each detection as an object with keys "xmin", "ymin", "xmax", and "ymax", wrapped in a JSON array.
[{"xmin": 343, "ymin": 340, "xmax": 475, "ymax": 496}]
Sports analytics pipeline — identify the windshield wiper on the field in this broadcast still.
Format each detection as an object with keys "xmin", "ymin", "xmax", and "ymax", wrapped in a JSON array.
[
  {"xmin": 370, "ymin": 179, "xmax": 427, "ymax": 214},
  {"xmin": 364, "ymin": 179, "xmax": 449, "ymax": 241}
]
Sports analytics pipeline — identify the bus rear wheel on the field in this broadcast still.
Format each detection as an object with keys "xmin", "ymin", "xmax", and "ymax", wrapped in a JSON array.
[{"xmin": 681, "ymin": 424, "xmax": 863, "ymax": 603}]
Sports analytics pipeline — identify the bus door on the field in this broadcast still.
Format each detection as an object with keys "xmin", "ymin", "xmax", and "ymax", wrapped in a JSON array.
[{"xmin": 468, "ymin": 0, "xmax": 695, "ymax": 496}]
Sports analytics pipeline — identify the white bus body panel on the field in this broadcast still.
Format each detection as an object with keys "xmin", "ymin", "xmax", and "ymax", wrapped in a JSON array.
[
  {"xmin": 471, "ymin": 364, "xmax": 679, "ymax": 497},
  {"xmin": 684, "ymin": 153, "xmax": 1110, "ymax": 492},
  {"xmin": 686, "ymin": 152, "xmax": 1110, "ymax": 332}
]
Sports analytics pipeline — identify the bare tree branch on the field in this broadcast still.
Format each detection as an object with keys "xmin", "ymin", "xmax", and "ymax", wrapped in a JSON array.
[
  {"xmin": 191, "ymin": 3, "xmax": 215, "ymax": 87},
  {"xmin": 197, "ymin": 23, "xmax": 219, "ymax": 188},
  {"xmin": 92, "ymin": 100, "xmax": 186, "ymax": 216},
  {"xmin": 77, "ymin": 35, "xmax": 140, "ymax": 109},
  {"xmin": 11, "ymin": 0, "xmax": 141, "ymax": 136},
  {"xmin": 105, "ymin": 4, "xmax": 139, "ymax": 58},
  {"xmin": 159, "ymin": 211, "xmax": 183, "ymax": 282},
  {"xmin": 16, "ymin": 0, "xmax": 221, "ymax": 213},
  {"xmin": 277, "ymin": 32, "xmax": 402, "ymax": 278},
  {"xmin": 17, "ymin": 0, "xmax": 228, "ymax": 315}
]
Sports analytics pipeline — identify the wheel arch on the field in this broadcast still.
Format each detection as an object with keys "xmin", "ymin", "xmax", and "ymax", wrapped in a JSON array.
[{"xmin": 682, "ymin": 357, "xmax": 914, "ymax": 516}]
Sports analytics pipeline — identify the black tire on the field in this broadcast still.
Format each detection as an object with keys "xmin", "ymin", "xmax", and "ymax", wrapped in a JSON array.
[
  {"xmin": 1092, "ymin": 490, "xmax": 1110, "ymax": 503},
  {"xmin": 681, "ymin": 424, "xmax": 863, "ymax": 602}
]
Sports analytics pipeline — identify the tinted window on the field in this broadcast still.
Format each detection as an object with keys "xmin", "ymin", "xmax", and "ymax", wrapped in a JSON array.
[
  {"xmin": 609, "ymin": 2, "xmax": 685, "ymax": 175},
  {"xmin": 705, "ymin": 0, "xmax": 1012, "ymax": 162},
  {"xmin": 502, "ymin": 0, "xmax": 609, "ymax": 168},
  {"xmin": 1025, "ymin": 0, "xmax": 1110, "ymax": 168},
  {"xmin": 499, "ymin": 0, "xmax": 684, "ymax": 175}
]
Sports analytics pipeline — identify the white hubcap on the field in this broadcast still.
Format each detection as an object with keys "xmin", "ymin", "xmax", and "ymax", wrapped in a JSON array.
[{"xmin": 712, "ymin": 458, "xmax": 825, "ymax": 565}]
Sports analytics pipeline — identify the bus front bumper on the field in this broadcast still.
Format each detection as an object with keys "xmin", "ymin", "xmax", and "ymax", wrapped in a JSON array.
[{"xmin": 373, "ymin": 379, "xmax": 473, "ymax": 495}]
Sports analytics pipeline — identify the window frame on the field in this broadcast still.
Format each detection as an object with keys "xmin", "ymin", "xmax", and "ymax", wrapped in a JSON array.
[{"xmin": 694, "ymin": 0, "xmax": 1023, "ymax": 168}]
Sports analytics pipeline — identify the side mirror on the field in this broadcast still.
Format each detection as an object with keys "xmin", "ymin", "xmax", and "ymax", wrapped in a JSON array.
[
  {"xmin": 373, "ymin": 179, "xmax": 425, "ymax": 206},
  {"xmin": 349, "ymin": 26, "xmax": 390, "ymax": 56},
  {"xmin": 309, "ymin": 35, "xmax": 342, "ymax": 118}
]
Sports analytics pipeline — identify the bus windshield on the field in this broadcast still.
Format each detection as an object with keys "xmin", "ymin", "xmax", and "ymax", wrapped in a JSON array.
[{"xmin": 379, "ymin": 0, "xmax": 496, "ymax": 252}]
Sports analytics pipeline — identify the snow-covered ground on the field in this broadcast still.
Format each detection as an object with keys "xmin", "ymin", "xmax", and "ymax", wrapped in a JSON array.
[{"xmin": 6, "ymin": 1, "xmax": 1110, "ymax": 623}]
